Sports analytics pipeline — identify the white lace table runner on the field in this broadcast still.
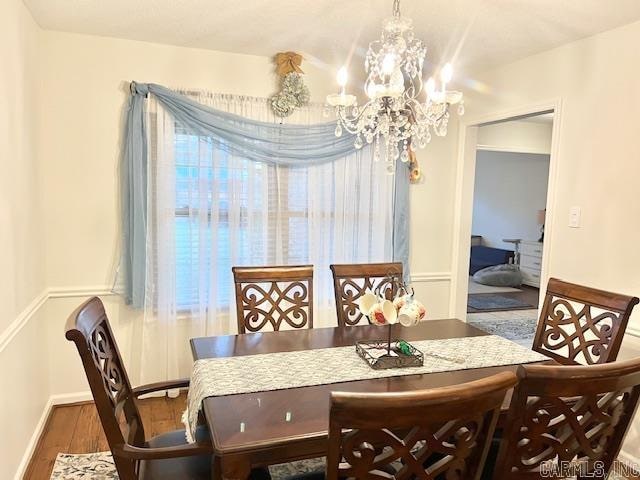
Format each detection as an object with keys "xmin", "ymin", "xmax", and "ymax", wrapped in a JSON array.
[{"xmin": 183, "ymin": 335, "xmax": 548, "ymax": 442}]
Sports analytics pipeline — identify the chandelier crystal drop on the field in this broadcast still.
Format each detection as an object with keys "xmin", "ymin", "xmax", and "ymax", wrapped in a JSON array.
[{"xmin": 326, "ymin": 0, "xmax": 464, "ymax": 174}]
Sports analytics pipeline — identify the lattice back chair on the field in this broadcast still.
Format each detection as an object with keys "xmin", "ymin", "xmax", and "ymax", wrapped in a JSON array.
[
  {"xmin": 533, "ymin": 278, "xmax": 639, "ymax": 365},
  {"xmin": 65, "ymin": 297, "xmax": 211, "ymax": 480},
  {"xmin": 492, "ymin": 359, "xmax": 640, "ymax": 480},
  {"xmin": 330, "ymin": 262, "xmax": 404, "ymax": 327},
  {"xmin": 233, "ymin": 265, "xmax": 314, "ymax": 334},
  {"xmin": 327, "ymin": 372, "xmax": 518, "ymax": 480}
]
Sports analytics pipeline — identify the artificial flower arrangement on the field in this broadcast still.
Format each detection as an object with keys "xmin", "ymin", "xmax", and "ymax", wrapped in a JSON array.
[{"xmin": 270, "ymin": 52, "xmax": 310, "ymax": 118}]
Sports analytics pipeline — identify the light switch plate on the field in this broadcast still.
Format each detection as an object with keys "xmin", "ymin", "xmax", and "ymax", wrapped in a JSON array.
[{"xmin": 569, "ymin": 206, "xmax": 581, "ymax": 228}]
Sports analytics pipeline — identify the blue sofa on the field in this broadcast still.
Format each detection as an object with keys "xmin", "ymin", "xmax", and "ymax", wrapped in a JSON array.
[{"xmin": 469, "ymin": 246, "xmax": 515, "ymax": 275}]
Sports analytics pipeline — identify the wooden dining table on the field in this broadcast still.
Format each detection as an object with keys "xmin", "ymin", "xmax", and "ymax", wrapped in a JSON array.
[{"xmin": 190, "ymin": 318, "xmax": 539, "ymax": 480}]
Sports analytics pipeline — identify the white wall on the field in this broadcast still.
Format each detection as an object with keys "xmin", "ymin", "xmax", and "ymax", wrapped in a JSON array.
[
  {"xmin": 460, "ymin": 18, "xmax": 640, "ymax": 462},
  {"xmin": 33, "ymin": 30, "xmax": 453, "ymax": 320},
  {"xmin": 37, "ymin": 31, "xmax": 337, "ymax": 291},
  {"xmin": 33, "ymin": 33, "xmax": 337, "ymax": 397},
  {"xmin": 0, "ymin": 0, "xmax": 44, "ymax": 332},
  {"xmin": 477, "ymin": 120, "xmax": 553, "ymax": 155},
  {"xmin": 409, "ymin": 126, "xmax": 459, "ymax": 318},
  {"xmin": 0, "ymin": 303, "xmax": 49, "ymax": 479},
  {"xmin": 0, "ymin": 1, "xmax": 49, "ymax": 478},
  {"xmin": 0, "ymin": 26, "xmax": 456, "ymax": 478},
  {"xmin": 7, "ymin": 7, "xmax": 640, "ymax": 476},
  {"xmin": 615, "ymin": 334, "xmax": 640, "ymax": 465},
  {"xmin": 464, "ymin": 18, "xmax": 640, "ymax": 331},
  {"xmin": 472, "ymin": 150, "xmax": 549, "ymax": 249},
  {"xmin": 33, "ymin": 28, "xmax": 456, "ymax": 392},
  {"xmin": 33, "ymin": 27, "xmax": 454, "ymax": 387}
]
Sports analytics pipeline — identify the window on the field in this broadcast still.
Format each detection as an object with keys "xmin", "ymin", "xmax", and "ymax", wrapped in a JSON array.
[
  {"xmin": 144, "ymin": 95, "xmax": 397, "ymax": 327},
  {"xmin": 173, "ymin": 127, "xmax": 311, "ymax": 310}
]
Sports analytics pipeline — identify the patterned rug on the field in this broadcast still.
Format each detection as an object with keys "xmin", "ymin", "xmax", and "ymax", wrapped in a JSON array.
[
  {"xmin": 467, "ymin": 314, "xmax": 538, "ymax": 343},
  {"xmin": 51, "ymin": 452, "xmax": 325, "ymax": 480}
]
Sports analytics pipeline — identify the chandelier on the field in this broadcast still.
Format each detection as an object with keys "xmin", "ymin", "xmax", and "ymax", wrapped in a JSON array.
[{"xmin": 326, "ymin": 0, "xmax": 464, "ymax": 173}]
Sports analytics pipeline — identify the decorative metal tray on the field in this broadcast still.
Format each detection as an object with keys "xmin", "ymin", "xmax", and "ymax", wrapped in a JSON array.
[{"xmin": 356, "ymin": 339, "xmax": 424, "ymax": 370}]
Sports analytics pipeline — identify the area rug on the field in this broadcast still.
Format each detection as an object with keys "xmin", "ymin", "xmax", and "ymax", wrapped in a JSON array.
[
  {"xmin": 467, "ymin": 314, "xmax": 538, "ymax": 349},
  {"xmin": 467, "ymin": 293, "xmax": 534, "ymax": 311},
  {"xmin": 467, "ymin": 315, "xmax": 537, "ymax": 343},
  {"xmin": 51, "ymin": 452, "xmax": 325, "ymax": 480}
]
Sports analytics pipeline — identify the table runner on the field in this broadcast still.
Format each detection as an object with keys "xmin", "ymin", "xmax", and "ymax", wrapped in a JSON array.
[{"xmin": 183, "ymin": 335, "xmax": 548, "ymax": 442}]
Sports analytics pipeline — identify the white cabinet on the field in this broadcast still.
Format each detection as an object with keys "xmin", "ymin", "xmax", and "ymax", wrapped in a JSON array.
[{"xmin": 520, "ymin": 241, "xmax": 543, "ymax": 287}]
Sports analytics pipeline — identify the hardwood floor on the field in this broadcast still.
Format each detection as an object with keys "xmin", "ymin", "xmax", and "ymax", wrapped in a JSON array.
[
  {"xmin": 467, "ymin": 284, "xmax": 540, "ymax": 313},
  {"xmin": 22, "ymin": 391, "xmax": 640, "ymax": 479},
  {"xmin": 23, "ymin": 393, "xmax": 187, "ymax": 480}
]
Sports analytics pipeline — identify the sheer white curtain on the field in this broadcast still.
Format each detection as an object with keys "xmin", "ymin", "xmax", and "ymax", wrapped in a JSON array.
[{"xmin": 131, "ymin": 90, "xmax": 395, "ymax": 386}]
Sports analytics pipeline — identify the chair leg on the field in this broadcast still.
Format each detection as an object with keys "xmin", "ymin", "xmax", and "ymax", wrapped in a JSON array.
[{"xmin": 212, "ymin": 455, "xmax": 223, "ymax": 480}]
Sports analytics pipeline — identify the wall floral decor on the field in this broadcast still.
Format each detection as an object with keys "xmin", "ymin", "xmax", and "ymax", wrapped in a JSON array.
[{"xmin": 270, "ymin": 52, "xmax": 310, "ymax": 118}]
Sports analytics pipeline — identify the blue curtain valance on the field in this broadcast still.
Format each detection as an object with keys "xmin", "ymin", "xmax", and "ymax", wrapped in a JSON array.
[
  {"xmin": 130, "ymin": 82, "xmax": 359, "ymax": 165},
  {"xmin": 122, "ymin": 82, "xmax": 409, "ymax": 308}
]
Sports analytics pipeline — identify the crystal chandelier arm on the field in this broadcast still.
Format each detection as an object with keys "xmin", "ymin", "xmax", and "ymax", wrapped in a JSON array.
[
  {"xmin": 403, "ymin": 75, "xmax": 424, "ymax": 103},
  {"xmin": 336, "ymin": 107, "xmax": 370, "ymax": 135},
  {"xmin": 408, "ymin": 99, "xmax": 447, "ymax": 123},
  {"xmin": 325, "ymin": 0, "xmax": 463, "ymax": 171},
  {"xmin": 393, "ymin": 0, "xmax": 401, "ymax": 17}
]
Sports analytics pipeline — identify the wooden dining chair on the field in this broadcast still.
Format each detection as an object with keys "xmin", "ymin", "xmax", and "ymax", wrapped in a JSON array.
[
  {"xmin": 533, "ymin": 278, "xmax": 639, "ymax": 365},
  {"xmin": 491, "ymin": 358, "xmax": 640, "ymax": 479},
  {"xmin": 327, "ymin": 371, "xmax": 518, "ymax": 480},
  {"xmin": 65, "ymin": 297, "xmax": 212, "ymax": 480},
  {"xmin": 233, "ymin": 265, "xmax": 314, "ymax": 333},
  {"xmin": 330, "ymin": 262, "xmax": 403, "ymax": 326}
]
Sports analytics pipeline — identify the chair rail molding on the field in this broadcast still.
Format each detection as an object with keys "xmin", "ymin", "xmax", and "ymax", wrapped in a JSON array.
[
  {"xmin": 2, "ymin": 281, "xmax": 638, "ymax": 354},
  {"xmin": 410, "ymin": 272, "xmax": 452, "ymax": 283},
  {"xmin": 48, "ymin": 285, "xmax": 117, "ymax": 298},
  {"xmin": 0, "ymin": 290, "xmax": 48, "ymax": 353},
  {"xmin": 3, "ymin": 280, "xmax": 640, "ymax": 480},
  {"xmin": 0, "ymin": 286, "xmax": 117, "ymax": 354}
]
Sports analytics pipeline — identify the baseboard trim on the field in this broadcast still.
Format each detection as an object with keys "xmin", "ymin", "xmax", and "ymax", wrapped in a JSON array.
[
  {"xmin": 0, "ymin": 290, "xmax": 48, "ymax": 353},
  {"xmin": 15, "ymin": 392, "xmax": 93, "ymax": 480},
  {"xmin": 410, "ymin": 272, "xmax": 452, "ymax": 283},
  {"xmin": 14, "ymin": 397, "xmax": 54, "ymax": 480},
  {"xmin": 50, "ymin": 391, "xmax": 93, "ymax": 405}
]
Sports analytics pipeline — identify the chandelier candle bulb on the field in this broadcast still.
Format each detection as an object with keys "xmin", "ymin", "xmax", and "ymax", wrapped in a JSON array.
[
  {"xmin": 337, "ymin": 67, "xmax": 348, "ymax": 90},
  {"xmin": 441, "ymin": 63, "xmax": 453, "ymax": 86},
  {"xmin": 326, "ymin": 0, "xmax": 464, "ymax": 173},
  {"xmin": 426, "ymin": 77, "xmax": 436, "ymax": 97},
  {"xmin": 382, "ymin": 53, "xmax": 397, "ymax": 74}
]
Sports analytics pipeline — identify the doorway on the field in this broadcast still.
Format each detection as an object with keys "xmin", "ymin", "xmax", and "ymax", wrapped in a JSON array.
[{"xmin": 450, "ymin": 102, "xmax": 562, "ymax": 348}]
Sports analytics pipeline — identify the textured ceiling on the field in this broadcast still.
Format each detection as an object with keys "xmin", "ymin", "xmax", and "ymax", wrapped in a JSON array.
[{"xmin": 24, "ymin": 0, "xmax": 640, "ymax": 75}]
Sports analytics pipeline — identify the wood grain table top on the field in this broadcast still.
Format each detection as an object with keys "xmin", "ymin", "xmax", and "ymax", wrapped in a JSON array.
[{"xmin": 190, "ymin": 319, "xmax": 535, "ymax": 455}]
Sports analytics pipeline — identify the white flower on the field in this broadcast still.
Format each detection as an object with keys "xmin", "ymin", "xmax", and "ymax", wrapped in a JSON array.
[{"xmin": 270, "ymin": 73, "xmax": 310, "ymax": 117}]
